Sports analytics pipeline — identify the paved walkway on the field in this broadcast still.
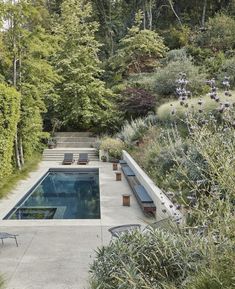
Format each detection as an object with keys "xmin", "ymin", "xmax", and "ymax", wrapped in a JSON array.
[{"xmin": 0, "ymin": 161, "xmax": 150, "ymax": 289}]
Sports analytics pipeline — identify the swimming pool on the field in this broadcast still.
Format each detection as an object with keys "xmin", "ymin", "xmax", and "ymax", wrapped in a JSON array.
[{"xmin": 4, "ymin": 168, "xmax": 100, "ymax": 220}]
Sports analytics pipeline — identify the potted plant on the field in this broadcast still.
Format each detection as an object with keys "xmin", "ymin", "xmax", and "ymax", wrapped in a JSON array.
[
  {"xmin": 101, "ymin": 155, "xmax": 107, "ymax": 162},
  {"xmin": 48, "ymin": 138, "xmax": 56, "ymax": 149}
]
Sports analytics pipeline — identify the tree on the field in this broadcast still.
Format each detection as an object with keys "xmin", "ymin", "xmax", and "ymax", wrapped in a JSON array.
[
  {"xmin": 2, "ymin": 0, "xmax": 59, "ymax": 164},
  {"xmin": 119, "ymin": 87, "xmax": 156, "ymax": 119},
  {"xmin": 109, "ymin": 10, "xmax": 167, "ymax": 77},
  {"xmin": 56, "ymin": 0, "xmax": 114, "ymax": 131}
]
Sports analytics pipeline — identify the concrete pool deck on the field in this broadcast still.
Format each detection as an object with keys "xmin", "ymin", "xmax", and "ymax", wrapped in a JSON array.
[{"xmin": 0, "ymin": 161, "xmax": 151, "ymax": 289}]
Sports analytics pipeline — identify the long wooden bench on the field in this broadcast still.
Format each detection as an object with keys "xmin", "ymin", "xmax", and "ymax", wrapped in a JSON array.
[{"xmin": 120, "ymin": 162, "xmax": 156, "ymax": 216}]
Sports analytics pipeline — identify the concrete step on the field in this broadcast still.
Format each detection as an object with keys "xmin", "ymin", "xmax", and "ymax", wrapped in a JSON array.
[
  {"xmin": 43, "ymin": 148, "xmax": 97, "ymax": 152},
  {"xmin": 42, "ymin": 148, "xmax": 99, "ymax": 161},
  {"xmin": 43, "ymin": 157, "xmax": 99, "ymax": 161},
  {"xmin": 56, "ymin": 142, "xmax": 95, "ymax": 148},
  {"xmin": 54, "ymin": 132, "xmax": 93, "ymax": 137},
  {"xmin": 53, "ymin": 137, "xmax": 97, "ymax": 143}
]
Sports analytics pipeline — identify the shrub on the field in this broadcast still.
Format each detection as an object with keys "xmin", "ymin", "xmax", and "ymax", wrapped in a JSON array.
[
  {"xmin": 162, "ymin": 25, "xmax": 191, "ymax": 49},
  {"xmin": 157, "ymin": 91, "xmax": 235, "ymax": 122},
  {"xmin": 164, "ymin": 47, "xmax": 189, "ymax": 64},
  {"xmin": 196, "ymin": 14, "xmax": 235, "ymax": 51},
  {"xmin": 152, "ymin": 59, "xmax": 207, "ymax": 97},
  {"xmin": 117, "ymin": 117, "xmax": 152, "ymax": 146},
  {"xmin": 186, "ymin": 249, "xmax": 235, "ymax": 289},
  {"xmin": 186, "ymin": 46, "xmax": 213, "ymax": 67},
  {"xmin": 216, "ymin": 57, "xmax": 235, "ymax": 88},
  {"xmin": 119, "ymin": 87, "xmax": 156, "ymax": 119},
  {"xmin": 90, "ymin": 228, "xmax": 208, "ymax": 289},
  {"xmin": 100, "ymin": 137, "xmax": 125, "ymax": 159}
]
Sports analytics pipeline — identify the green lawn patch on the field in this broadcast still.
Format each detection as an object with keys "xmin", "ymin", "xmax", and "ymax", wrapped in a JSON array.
[
  {"xmin": 0, "ymin": 154, "xmax": 42, "ymax": 199},
  {"xmin": 157, "ymin": 91, "xmax": 235, "ymax": 121}
]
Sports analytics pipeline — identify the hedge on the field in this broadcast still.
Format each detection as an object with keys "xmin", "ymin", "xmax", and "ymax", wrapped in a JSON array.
[{"xmin": 0, "ymin": 83, "xmax": 20, "ymax": 180}]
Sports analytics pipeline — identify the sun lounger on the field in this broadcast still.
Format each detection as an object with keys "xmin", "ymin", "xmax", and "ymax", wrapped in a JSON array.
[
  {"xmin": 78, "ymin": 153, "xmax": 89, "ymax": 165},
  {"xmin": 62, "ymin": 153, "xmax": 74, "ymax": 165},
  {"xmin": 0, "ymin": 232, "xmax": 18, "ymax": 246}
]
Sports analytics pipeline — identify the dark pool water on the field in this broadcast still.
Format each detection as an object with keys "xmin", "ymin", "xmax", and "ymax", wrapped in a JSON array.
[{"xmin": 5, "ymin": 168, "xmax": 100, "ymax": 220}]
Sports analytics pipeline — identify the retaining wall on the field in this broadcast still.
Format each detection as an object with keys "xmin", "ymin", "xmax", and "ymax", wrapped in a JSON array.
[{"xmin": 122, "ymin": 150, "xmax": 182, "ymax": 221}]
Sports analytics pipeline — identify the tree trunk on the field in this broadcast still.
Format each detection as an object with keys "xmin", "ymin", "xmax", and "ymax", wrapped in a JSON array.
[
  {"xmin": 14, "ymin": 135, "xmax": 22, "ymax": 170},
  {"xmin": 12, "ymin": 9, "xmax": 22, "ymax": 170},
  {"xmin": 19, "ymin": 136, "xmax": 24, "ymax": 166},
  {"xmin": 143, "ymin": 3, "xmax": 146, "ymax": 29},
  {"xmin": 167, "ymin": 0, "xmax": 182, "ymax": 27},
  {"xmin": 202, "ymin": 0, "xmax": 207, "ymax": 27},
  {"xmin": 147, "ymin": 0, "xmax": 153, "ymax": 30}
]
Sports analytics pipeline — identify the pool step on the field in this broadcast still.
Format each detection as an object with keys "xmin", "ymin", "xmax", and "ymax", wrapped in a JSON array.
[{"xmin": 43, "ymin": 148, "xmax": 99, "ymax": 162}]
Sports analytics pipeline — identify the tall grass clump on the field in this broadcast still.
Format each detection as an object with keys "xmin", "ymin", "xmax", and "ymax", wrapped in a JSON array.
[
  {"xmin": 117, "ymin": 114, "xmax": 157, "ymax": 146},
  {"xmin": 90, "ymin": 227, "xmax": 209, "ymax": 289}
]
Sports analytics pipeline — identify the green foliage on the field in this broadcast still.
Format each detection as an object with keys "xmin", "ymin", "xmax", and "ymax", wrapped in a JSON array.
[
  {"xmin": 0, "ymin": 83, "xmax": 20, "ymax": 180},
  {"xmin": 152, "ymin": 59, "xmax": 207, "ymax": 97},
  {"xmin": 56, "ymin": 0, "xmax": 114, "ymax": 131},
  {"xmin": 185, "ymin": 251, "xmax": 235, "ymax": 289},
  {"xmin": 100, "ymin": 137, "xmax": 125, "ymax": 159},
  {"xmin": 109, "ymin": 10, "xmax": 167, "ymax": 77},
  {"xmin": 196, "ymin": 13, "xmax": 235, "ymax": 51},
  {"xmin": 1, "ymin": 0, "xmax": 59, "ymax": 164},
  {"xmin": 203, "ymin": 51, "xmax": 226, "ymax": 76},
  {"xmin": 163, "ymin": 25, "xmax": 191, "ymax": 49},
  {"xmin": 164, "ymin": 48, "xmax": 189, "ymax": 63},
  {"xmin": 90, "ymin": 228, "xmax": 208, "ymax": 289},
  {"xmin": 216, "ymin": 56, "xmax": 235, "ymax": 88},
  {"xmin": 0, "ymin": 153, "xmax": 41, "ymax": 199}
]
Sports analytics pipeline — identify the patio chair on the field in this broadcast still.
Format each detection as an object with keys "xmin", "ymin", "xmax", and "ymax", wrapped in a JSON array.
[
  {"xmin": 0, "ymin": 232, "xmax": 18, "ymax": 247},
  {"xmin": 78, "ymin": 153, "xmax": 89, "ymax": 165},
  {"xmin": 108, "ymin": 224, "xmax": 141, "ymax": 239},
  {"xmin": 62, "ymin": 153, "xmax": 74, "ymax": 165}
]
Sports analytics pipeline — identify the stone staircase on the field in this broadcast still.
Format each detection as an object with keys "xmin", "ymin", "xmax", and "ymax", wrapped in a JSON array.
[
  {"xmin": 53, "ymin": 132, "xmax": 97, "ymax": 148},
  {"xmin": 43, "ymin": 132, "xmax": 99, "ymax": 162}
]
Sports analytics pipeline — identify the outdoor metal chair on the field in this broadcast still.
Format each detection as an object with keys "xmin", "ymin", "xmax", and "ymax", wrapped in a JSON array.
[
  {"xmin": 0, "ymin": 232, "xmax": 18, "ymax": 247},
  {"xmin": 108, "ymin": 224, "xmax": 141, "ymax": 239}
]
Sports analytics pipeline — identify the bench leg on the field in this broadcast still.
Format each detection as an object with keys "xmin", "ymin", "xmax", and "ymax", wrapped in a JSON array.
[{"xmin": 14, "ymin": 236, "xmax": 18, "ymax": 247}]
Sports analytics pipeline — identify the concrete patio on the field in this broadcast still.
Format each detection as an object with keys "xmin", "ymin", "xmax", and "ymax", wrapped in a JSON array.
[{"xmin": 0, "ymin": 161, "xmax": 150, "ymax": 289}]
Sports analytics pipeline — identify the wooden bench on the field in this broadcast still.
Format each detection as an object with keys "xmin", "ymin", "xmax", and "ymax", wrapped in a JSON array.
[
  {"xmin": 133, "ymin": 185, "xmax": 156, "ymax": 215},
  {"xmin": 122, "ymin": 166, "xmax": 136, "ymax": 177},
  {"xmin": 121, "ymin": 165, "xmax": 156, "ymax": 216}
]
